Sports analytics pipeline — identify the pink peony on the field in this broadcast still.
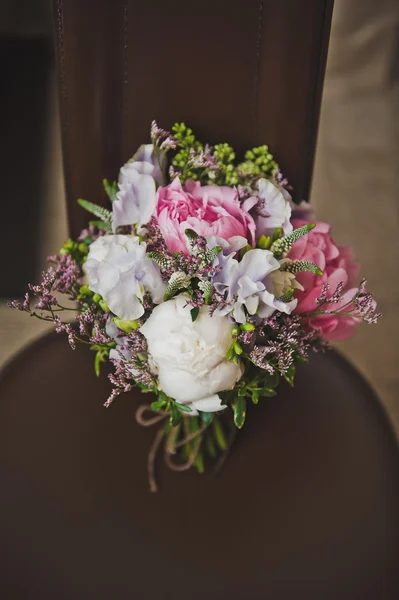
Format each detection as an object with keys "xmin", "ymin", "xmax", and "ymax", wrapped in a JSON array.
[
  {"xmin": 289, "ymin": 219, "xmax": 360, "ymax": 340},
  {"xmin": 155, "ymin": 178, "xmax": 257, "ymax": 254}
]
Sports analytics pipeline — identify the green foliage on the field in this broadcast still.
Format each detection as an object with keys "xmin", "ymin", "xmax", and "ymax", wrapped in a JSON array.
[
  {"xmin": 169, "ymin": 123, "xmax": 280, "ymax": 188},
  {"xmin": 212, "ymin": 418, "xmax": 228, "ymax": 451},
  {"xmin": 233, "ymin": 393, "xmax": 247, "ymax": 429},
  {"xmin": 278, "ymin": 288, "xmax": 295, "ymax": 302},
  {"xmin": 171, "ymin": 123, "xmax": 204, "ymax": 183},
  {"xmin": 77, "ymin": 199, "xmax": 113, "ymax": 232},
  {"xmin": 147, "ymin": 251, "xmax": 172, "ymax": 271},
  {"xmin": 59, "ymin": 238, "xmax": 91, "ymax": 268},
  {"xmin": 190, "ymin": 307, "xmax": 200, "ymax": 322},
  {"xmin": 199, "ymin": 411, "xmax": 213, "ymax": 426},
  {"xmin": 90, "ymin": 345, "xmax": 110, "ymax": 377},
  {"xmin": 283, "ymin": 364, "xmax": 296, "ymax": 386},
  {"xmin": 271, "ymin": 224, "xmax": 316, "ymax": 258},
  {"xmin": 103, "ymin": 179, "xmax": 118, "ymax": 202},
  {"xmin": 112, "ymin": 317, "xmax": 140, "ymax": 333},
  {"xmin": 284, "ymin": 260, "xmax": 323, "ymax": 276},
  {"xmin": 198, "ymin": 280, "xmax": 213, "ymax": 305},
  {"xmin": 238, "ymin": 145, "xmax": 278, "ymax": 180},
  {"xmin": 164, "ymin": 271, "xmax": 192, "ymax": 301},
  {"xmin": 258, "ymin": 234, "xmax": 271, "ymax": 250},
  {"xmin": 212, "ymin": 143, "xmax": 239, "ymax": 185}
]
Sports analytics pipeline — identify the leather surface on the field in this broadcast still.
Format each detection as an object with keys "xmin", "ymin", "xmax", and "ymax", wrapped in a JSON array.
[
  {"xmin": 53, "ymin": 0, "xmax": 333, "ymax": 237},
  {"xmin": 0, "ymin": 333, "xmax": 398, "ymax": 599}
]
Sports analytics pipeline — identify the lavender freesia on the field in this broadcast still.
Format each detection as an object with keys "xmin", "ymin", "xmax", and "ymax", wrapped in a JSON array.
[
  {"xmin": 84, "ymin": 235, "xmax": 165, "ymax": 321},
  {"xmin": 211, "ymin": 241, "xmax": 297, "ymax": 322},
  {"xmin": 112, "ymin": 144, "xmax": 165, "ymax": 231},
  {"xmin": 254, "ymin": 178, "xmax": 292, "ymax": 239}
]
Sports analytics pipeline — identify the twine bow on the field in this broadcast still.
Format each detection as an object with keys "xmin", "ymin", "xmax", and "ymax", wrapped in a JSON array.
[{"xmin": 135, "ymin": 404, "xmax": 211, "ymax": 492}]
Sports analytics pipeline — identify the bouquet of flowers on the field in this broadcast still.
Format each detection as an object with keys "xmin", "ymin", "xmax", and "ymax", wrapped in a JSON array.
[{"xmin": 10, "ymin": 122, "xmax": 380, "ymax": 490}]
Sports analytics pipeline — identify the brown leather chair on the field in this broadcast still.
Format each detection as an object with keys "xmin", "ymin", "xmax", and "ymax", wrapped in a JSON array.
[{"xmin": 1, "ymin": 1, "xmax": 398, "ymax": 598}]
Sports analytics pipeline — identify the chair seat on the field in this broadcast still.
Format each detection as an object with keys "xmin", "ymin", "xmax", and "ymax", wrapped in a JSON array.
[{"xmin": 0, "ymin": 331, "xmax": 398, "ymax": 599}]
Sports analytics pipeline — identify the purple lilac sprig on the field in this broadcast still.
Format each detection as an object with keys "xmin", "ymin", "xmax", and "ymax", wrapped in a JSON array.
[
  {"xmin": 250, "ymin": 314, "xmax": 326, "ymax": 376},
  {"xmin": 308, "ymin": 279, "xmax": 381, "ymax": 325},
  {"xmin": 106, "ymin": 331, "xmax": 156, "ymax": 407},
  {"xmin": 150, "ymin": 120, "xmax": 177, "ymax": 152}
]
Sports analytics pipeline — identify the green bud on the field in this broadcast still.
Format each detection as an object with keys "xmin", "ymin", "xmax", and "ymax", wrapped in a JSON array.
[
  {"xmin": 239, "ymin": 244, "xmax": 252, "ymax": 259},
  {"xmin": 226, "ymin": 346, "xmax": 234, "ymax": 361},
  {"xmin": 99, "ymin": 299, "xmax": 110, "ymax": 312},
  {"xmin": 79, "ymin": 285, "xmax": 92, "ymax": 296},
  {"xmin": 231, "ymin": 327, "xmax": 239, "ymax": 337},
  {"xmin": 59, "ymin": 247, "xmax": 69, "ymax": 255},
  {"xmin": 64, "ymin": 239, "xmax": 75, "ymax": 250},
  {"xmin": 78, "ymin": 243, "xmax": 89, "ymax": 254},
  {"xmin": 92, "ymin": 293, "xmax": 101, "ymax": 304},
  {"xmin": 272, "ymin": 227, "xmax": 283, "ymax": 241},
  {"xmin": 258, "ymin": 235, "xmax": 271, "ymax": 250},
  {"xmin": 233, "ymin": 342, "xmax": 243, "ymax": 355},
  {"xmin": 241, "ymin": 322, "xmax": 255, "ymax": 332},
  {"xmin": 113, "ymin": 317, "xmax": 139, "ymax": 333}
]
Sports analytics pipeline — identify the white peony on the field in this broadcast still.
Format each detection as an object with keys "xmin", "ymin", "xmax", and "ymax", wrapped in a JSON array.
[
  {"xmin": 140, "ymin": 295, "xmax": 244, "ymax": 413},
  {"xmin": 255, "ymin": 178, "xmax": 293, "ymax": 239},
  {"xmin": 84, "ymin": 235, "xmax": 165, "ymax": 321},
  {"xmin": 112, "ymin": 144, "xmax": 164, "ymax": 232}
]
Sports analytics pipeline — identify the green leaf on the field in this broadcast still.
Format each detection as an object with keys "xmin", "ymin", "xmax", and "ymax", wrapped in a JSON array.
[
  {"xmin": 103, "ymin": 178, "xmax": 118, "ymax": 202},
  {"xmin": 233, "ymin": 395, "xmax": 247, "ymax": 429},
  {"xmin": 194, "ymin": 451, "xmax": 205, "ymax": 474},
  {"xmin": 199, "ymin": 411, "xmax": 212, "ymax": 425},
  {"xmin": 151, "ymin": 399, "xmax": 167, "ymax": 411},
  {"xmin": 170, "ymin": 403, "xmax": 182, "ymax": 426},
  {"xmin": 175, "ymin": 402, "xmax": 192, "ymax": 413},
  {"xmin": 283, "ymin": 364, "xmax": 296, "ymax": 386},
  {"xmin": 251, "ymin": 390, "xmax": 259, "ymax": 404},
  {"xmin": 93, "ymin": 348, "xmax": 108, "ymax": 377},
  {"xmin": 190, "ymin": 307, "xmax": 200, "ymax": 322},
  {"xmin": 77, "ymin": 199, "xmax": 112, "ymax": 231},
  {"xmin": 89, "ymin": 220, "xmax": 112, "ymax": 231},
  {"xmin": 205, "ymin": 431, "xmax": 217, "ymax": 459},
  {"xmin": 261, "ymin": 388, "xmax": 277, "ymax": 397},
  {"xmin": 212, "ymin": 418, "xmax": 228, "ymax": 451}
]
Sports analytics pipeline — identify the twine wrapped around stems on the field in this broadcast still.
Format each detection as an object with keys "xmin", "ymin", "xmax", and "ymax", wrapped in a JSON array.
[{"xmin": 135, "ymin": 404, "xmax": 214, "ymax": 492}]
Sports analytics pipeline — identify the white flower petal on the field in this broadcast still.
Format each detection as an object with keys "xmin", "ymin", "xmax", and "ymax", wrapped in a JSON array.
[
  {"xmin": 191, "ymin": 395, "xmax": 227, "ymax": 413},
  {"xmin": 113, "ymin": 169, "xmax": 156, "ymax": 231},
  {"xmin": 140, "ymin": 295, "xmax": 244, "ymax": 405},
  {"xmin": 255, "ymin": 178, "xmax": 292, "ymax": 239},
  {"xmin": 84, "ymin": 234, "xmax": 165, "ymax": 320}
]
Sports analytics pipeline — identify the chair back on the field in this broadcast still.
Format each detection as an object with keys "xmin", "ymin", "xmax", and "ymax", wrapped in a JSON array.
[{"xmin": 53, "ymin": 0, "xmax": 334, "ymax": 237}]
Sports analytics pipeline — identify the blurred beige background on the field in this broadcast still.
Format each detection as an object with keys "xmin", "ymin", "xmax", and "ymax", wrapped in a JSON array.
[{"xmin": 0, "ymin": 0, "xmax": 398, "ymax": 431}]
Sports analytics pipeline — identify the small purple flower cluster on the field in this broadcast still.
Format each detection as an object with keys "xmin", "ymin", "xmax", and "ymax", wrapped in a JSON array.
[
  {"xmin": 106, "ymin": 331, "xmax": 156, "ymax": 407},
  {"xmin": 312, "ymin": 279, "xmax": 381, "ymax": 325},
  {"xmin": 250, "ymin": 314, "xmax": 325, "ymax": 375}
]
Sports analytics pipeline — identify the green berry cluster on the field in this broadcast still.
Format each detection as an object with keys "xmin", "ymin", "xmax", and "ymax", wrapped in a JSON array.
[
  {"xmin": 171, "ymin": 123, "xmax": 204, "ymax": 183},
  {"xmin": 169, "ymin": 123, "xmax": 280, "ymax": 188},
  {"xmin": 212, "ymin": 143, "xmax": 239, "ymax": 185},
  {"xmin": 237, "ymin": 145, "xmax": 278, "ymax": 181}
]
